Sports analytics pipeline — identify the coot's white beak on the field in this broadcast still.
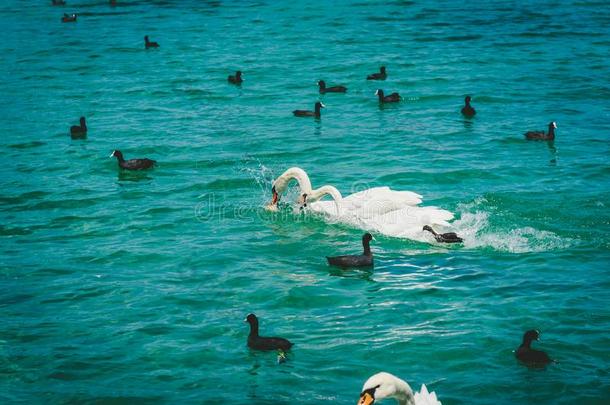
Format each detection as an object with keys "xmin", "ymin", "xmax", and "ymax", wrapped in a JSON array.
[
  {"xmin": 320, "ymin": 103, "xmax": 326, "ymax": 108},
  {"xmin": 372, "ymin": 236, "xmax": 377, "ymax": 241},
  {"xmin": 553, "ymin": 122, "xmax": 557, "ymax": 128},
  {"xmin": 109, "ymin": 152, "xmax": 114, "ymax": 157},
  {"xmin": 374, "ymin": 90, "xmax": 379, "ymax": 95}
]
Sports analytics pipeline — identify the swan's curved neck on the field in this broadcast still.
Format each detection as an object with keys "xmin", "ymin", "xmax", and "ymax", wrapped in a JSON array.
[
  {"xmin": 381, "ymin": 375, "xmax": 415, "ymax": 405},
  {"xmin": 273, "ymin": 167, "xmax": 312, "ymax": 194},
  {"xmin": 307, "ymin": 185, "xmax": 342, "ymax": 202},
  {"xmin": 307, "ymin": 185, "xmax": 343, "ymax": 215}
]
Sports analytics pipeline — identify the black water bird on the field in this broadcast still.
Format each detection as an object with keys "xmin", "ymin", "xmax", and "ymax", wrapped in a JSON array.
[
  {"xmin": 515, "ymin": 329, "xmax": 553, "ymax": 367},
  {"xmin": 70, "ymin": 117, "xmax": 87, "ymax": 139},
  {"xmin": 423, "ymin": 225, "xmax": 463, "ymax": 243},
  {"xmin": 318, "ymin": 80, "xmax": 346, "ymax": 93},
  {"xmin": 293, "ymin": 101, "xmax": 325, "ymax": 118},
  {"xmin": 144, "ymin": 35, "xmax": 159, "ymax": 49},
  {"xmin": 461, "ymin": 95, "xmax": 476, "ymax": 117},
  {"xmin": 110, "ymin": 150, "xmax": 156, "ymax": 170},
  {"xmin": 61, "ymin": 13, "xmax": 76, "ymax": 22},
  {"xmin": 367, "ymin": 66, "xmax": 387, "ymax": 80},
  {"xmin": 228, "ymin": 70, "xmax": 243, "ymax": 84},
  {"xmin": 525, "ymin": 122, "xmax": 556, "ymax": 141},
  {"xmin": 375, "ymin": 89, "xmax": 400, "ymax": 103},
  {"xmin": 245, "ymin": 313, "xmax": 293, "ymax": 352},
  {"xmin": 326, "ymin": 233, "xmax": 374, "ymax": 268}
]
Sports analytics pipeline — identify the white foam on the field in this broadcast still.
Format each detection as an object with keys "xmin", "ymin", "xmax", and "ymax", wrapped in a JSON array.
[{"xmin": 450, "ymin": 199, "xmax": 572, "ymax": 253}]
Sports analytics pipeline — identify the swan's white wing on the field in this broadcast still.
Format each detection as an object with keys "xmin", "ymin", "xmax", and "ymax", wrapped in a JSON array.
[
  {"xmin": 414, "ymin": 384, "xmax": 441, "ymax": 405},
  {"xmin": 342, "ymin": 187, "xmax": 423, "ymax": 216},
  {"xmin": 367, "ymin": 206, "xmax": 455, "ymax": 240},
  {"xmin": 307, "ymin": 187, "xmax": 455, "ymax": 243}
]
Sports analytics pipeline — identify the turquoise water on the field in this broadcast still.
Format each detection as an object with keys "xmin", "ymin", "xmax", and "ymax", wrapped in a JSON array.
[{"xmin": 2, "ymin": 0, "xmax": 610, "ymax": 403}]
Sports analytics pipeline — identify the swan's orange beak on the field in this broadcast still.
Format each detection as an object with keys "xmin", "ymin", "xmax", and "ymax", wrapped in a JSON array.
[{"xmin": 358, "ymin": 392, "xmax": 374, "ymax": 405}]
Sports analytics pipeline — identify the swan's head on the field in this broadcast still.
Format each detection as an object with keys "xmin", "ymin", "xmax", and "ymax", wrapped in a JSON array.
[
  {"xmin": 375, "ymin": 89, "xmax": 380, "ymax": 95},
  {"xmin": 550, "ymin": 122, "xmax": 557, "ymax": 129},
  {"xmin": 363, "ymin": 233, "xmax": 373, "ymax": 244},
  {"xmin": 109, "ymin": 150, "xmax": 123, "ymax": 159},
  {"xmin": 265, "ymin": 186, "xmax": 280, "ymax": 211},
  {"xmin": 315, "ymin": 101, "xmax": 326, "ymax": 109},
  {"xmin": 422, "ymin": 225, "xmax": 433, "ymax": 233},
  {"xmin": 297, "ymin": 193, "xmax": 308, "ymax": 211},
  {"xmin": 465, "ymin": 95, "xmax": 471, "ymax": 103},
  {"xmin": 318, "ymin": 80, "xmax": 326, "ymax": 87},
  {"xmin": 380, "ymin": 66, "xmax": 386, "ymax": 73},
  {"xmin": 358, "ymin": 372, "xmax": 409, "ymax": 405}
]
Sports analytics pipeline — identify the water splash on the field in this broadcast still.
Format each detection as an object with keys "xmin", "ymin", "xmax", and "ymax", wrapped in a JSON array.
[{"xmin": 452, "ymin": 197, "xmax": 573, "ymax": 253}]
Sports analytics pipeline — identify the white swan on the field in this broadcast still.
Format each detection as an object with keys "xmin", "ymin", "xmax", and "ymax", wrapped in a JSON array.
[
  {"xmin": 358, "ymin": 372, "xmax": 441, "ymax": 405},
  {"xmin": 266, "ymin": 167, "xmax": 455, "ymax": 242}
]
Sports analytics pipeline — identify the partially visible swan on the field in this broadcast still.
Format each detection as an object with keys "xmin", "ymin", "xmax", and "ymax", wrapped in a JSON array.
[{"xmin": 358, "ymin": 372, "xmax": 441, "ymax": 405}]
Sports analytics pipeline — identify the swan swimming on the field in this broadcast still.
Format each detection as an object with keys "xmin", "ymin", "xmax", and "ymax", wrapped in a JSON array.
[
  {"xmin": 266, "ymin": 167, "xmax": 455, "ymax": 242},
  {"xmin": 359, "ymin": 372, "xmax": 441, "ymax": 405}
]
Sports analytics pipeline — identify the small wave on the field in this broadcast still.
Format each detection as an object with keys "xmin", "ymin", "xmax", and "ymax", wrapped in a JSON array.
[{"xmin": 9, "ymin": 141, "xmax": 46, "ymax": 149}]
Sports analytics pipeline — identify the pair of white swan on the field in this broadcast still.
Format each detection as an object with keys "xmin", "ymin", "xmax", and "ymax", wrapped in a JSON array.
[
  {"xmin": 359, "ymin": 372, "xmax": 441, "ymax": 405},
  {"xmin": 266, "ymin": 167, "xmax": 455, "ymax": 242}
]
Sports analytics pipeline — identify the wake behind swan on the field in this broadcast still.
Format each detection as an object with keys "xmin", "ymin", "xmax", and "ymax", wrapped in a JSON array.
[{"xmin": 266, "ymin": 167, "xmax": 456, "ymax": 243}]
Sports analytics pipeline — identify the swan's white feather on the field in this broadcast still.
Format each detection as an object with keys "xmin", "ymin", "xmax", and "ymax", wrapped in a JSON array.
[{"xmin": 414, "ymin": 384, "xmax": 441, "ymax": 405}]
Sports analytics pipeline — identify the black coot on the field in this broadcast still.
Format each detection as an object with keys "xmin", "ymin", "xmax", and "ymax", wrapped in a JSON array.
[
  {"xmin": 144, "ymin": 35, "xmax": 159, "ymax": 49},
  {"xmin": 367, "ymin": 66, "xmax": 387, "ymax": 80},
  {"xmin": 110, "ymin": 150, "xmax": 156, "ymax": 170},
  {"xmin": 61, "ymin": 13, "xmax": 76, "ymax": 22},
  {"xmin": 326, "ymin": 233, "xmax": 374, "ymax": 268},
  {"xmin": 461, "ymin": 96, "xmax": 476, "ymax": 117},
  {"xmin": 525, "ymin": 122, "xmax": 556, "ymax": 140},
  {"xmin": 375, "ymin": 89, "xmax": 400, "ymax": 103},
  {"xmin": 318, "ymin": 80, "xmax": 347, "ymax": 93},
  {"xmin": 423, "ymin": 225, "xmax": 463, "ymax": 243},
  {"xmin": 70, "ymin": 117, "xmax": 87, "ymax": 139},
  {"xmin": 228, "ymin": 70, "xmax": 243, "ymax": 84},
  {"xmin": 245, "ymin": 313, "xmax": 293, "ymax": 352},
  {"xmin": 293, "ymin": 101, "xmax": 325, "ymax": 118},
  {"xmin": 515, "ymin": 330, "xmax": 553, "ymax": 367}
]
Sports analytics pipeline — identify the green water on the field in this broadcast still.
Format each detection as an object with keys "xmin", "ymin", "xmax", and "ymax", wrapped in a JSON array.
[{"xmin": 1, "ymin": 1, "xmax": 609, "ymax": 403}]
